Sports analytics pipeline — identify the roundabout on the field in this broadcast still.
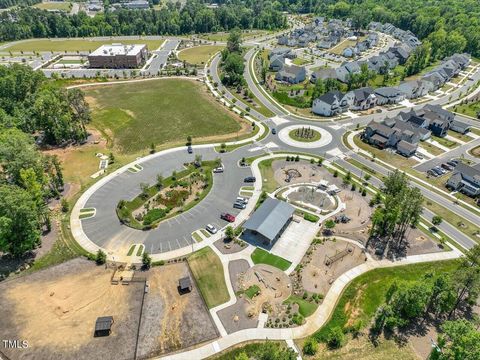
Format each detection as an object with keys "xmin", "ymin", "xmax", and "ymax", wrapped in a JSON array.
[{"xmin": 278, "ymin": 125, "xmax": 332, "ymax": 148}]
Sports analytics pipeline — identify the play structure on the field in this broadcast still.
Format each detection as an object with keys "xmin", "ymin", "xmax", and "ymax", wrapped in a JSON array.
[
  {"xmin": 284, "ymin": 168, "xmax": 302, "ymax": 182},
  {"xmin": 324, "ymin": 244, "xmax": 355, "ymax": 267}
]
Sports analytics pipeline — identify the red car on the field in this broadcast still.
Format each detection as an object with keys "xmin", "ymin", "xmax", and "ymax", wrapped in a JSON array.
[{"xmin": 220, "ymin": 213, "xmax": 235, "ymax": 222}]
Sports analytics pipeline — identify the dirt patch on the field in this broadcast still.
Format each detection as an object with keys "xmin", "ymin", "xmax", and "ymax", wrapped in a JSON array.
[
  {"xmin": 213, "ymin": 238, "xmax": 248, "ymax": 254},
  {"xmin": 293, "ymin": 239, "xmax": 367, "ymax": 296},
  {"xmin": 334, "ymin": 191, "xmax": 373, "ymax": 242},
  {"xmin": 136, "ymin": 262, "xmax": 218, "ymax": 358},
  {"xmin": 0, "ymin": 258, "xmax": 143, "ymax": 360}
]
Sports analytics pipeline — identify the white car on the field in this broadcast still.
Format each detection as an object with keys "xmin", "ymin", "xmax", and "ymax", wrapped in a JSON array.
[
  {"xmin": 206, "ymin": 224, "xmax": 218, "ymax": 234},
  {"xmin": 213, "ymin": 166, "xmax": 224, "ymax": 173},
  {"xmin": 236, "ymin": 196, "xmax": 249, "ymax": 204}
]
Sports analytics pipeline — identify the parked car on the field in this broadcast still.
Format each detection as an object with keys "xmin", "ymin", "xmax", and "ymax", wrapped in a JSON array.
[
  {"xmin": 271, "ymin": 128, "xmax": 277, "ymax": 135},
  {"xmin": 432, "ymin": 167, "xmax": 443, "ymax": 176},
  {"xmin": 213, "ymin": 166, "xmax": 224, "ymax": 173},
  {"xmin": 244, "ymin": 176, "xmax": 256, "ymax": 183},
  {"xmin": 427, "ymin": 169, "xmax": 439, "ymax": 177},
  {"xmin": 205, "ymin": 224, "xmax": 218, "ymax": 234},
  {"xmin": 233, "ymin": 201, "xmax": 246, "ymax": 209},
  {"xmin": 447, "ymin": 160, "xmax": 457, "ymax": 168},
  {"xmin": 442, "ymin": 163, "xmax": 453, "ymax": 171},
  {"xmin": 415, "ymin": 152, "xmax": 424, "ymax": 159},
  {"xmin": 220, "ymin": 213, "xmax": 235, "ymax": 222},
  {"xmin": 236, "ymin": 196, "xmax": 249, "ymax": 204},
  {"xmin": 187, "ymin": 146, "xmax": 193, "ymax": 154}
]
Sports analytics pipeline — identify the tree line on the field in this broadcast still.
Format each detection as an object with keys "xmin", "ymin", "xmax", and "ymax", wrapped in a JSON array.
[
  {"xmin": 0, "ymin": 0, "xmax": 287, "ymax": 42},
  {"xmin": 0, "ymin": 0, "xmax": 39, "ymax": 9},
  {"xmin": 0, "ymin": 65, "xmax": 91, "ymax": 258}
]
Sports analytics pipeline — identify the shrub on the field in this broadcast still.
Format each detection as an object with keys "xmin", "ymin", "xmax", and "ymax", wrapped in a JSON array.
[
  {"xmin": 61, "ymin": 198, "xmax": 69, "ymax": 213},
  {"xmin": 333, "ymin": 170, "xmax": 338, "ymax": 177},
  {"xmin": 95, "ymin": 249, "xmax": 106, "ymax": 265},
  {"xmin": 142, "ymin": 251, "xmax": 152, "ymax": 269},
  {"xmin": 304, "ymin": 213, "xmax": 319, "ymax": 222},
  {"xmin": 327, "ymin": 326, "xmax": 345, "ymax": 349},
  {"xmin": 303, "ymin": 338, "xmax": 318, "ymax": 355},
  {"xmin": 143, "ymin": 208, "xmax": 167, "ymax": 225}
]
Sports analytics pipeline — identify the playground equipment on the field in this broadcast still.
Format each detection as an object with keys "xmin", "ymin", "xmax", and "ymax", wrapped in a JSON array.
[
  {"xmin": 324, "ymin": 244, "xmax": 355, "ymax": 267},
  {"xmin": 284, "ymin": 169, "xmax": 302, "ymax": 182}
]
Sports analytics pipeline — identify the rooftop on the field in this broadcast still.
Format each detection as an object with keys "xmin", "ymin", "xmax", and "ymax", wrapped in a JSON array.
[{"xmin": 90, "ymin": 43, "xmax": 146, "ymax": 57}]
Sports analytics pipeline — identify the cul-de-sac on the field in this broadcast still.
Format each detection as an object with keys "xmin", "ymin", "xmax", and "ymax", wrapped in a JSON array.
[{"xmin": 0, "ymin": 1, "xmax": 479, "ymax": 360}]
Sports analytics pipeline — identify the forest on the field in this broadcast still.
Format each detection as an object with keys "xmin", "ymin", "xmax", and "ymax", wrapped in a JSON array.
[
  {"xmin": 0, "ymin": 0, "xmax": 287, "ymax": 42},
  {"xmin": 0, "ymin": 0, "xmax": 39, "ymax": 9}
]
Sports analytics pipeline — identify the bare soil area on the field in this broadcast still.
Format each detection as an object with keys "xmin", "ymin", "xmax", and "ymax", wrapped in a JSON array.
[
  {"xmin": 294, "ymin": 239, "xmax": 367, "ymax": 296},
  {"xmin": 136, "ymin": 262, "xmax": 218, "ymax": 358},
  {"xmin": 334, "ymin": 190, "xmax": 373, "ymax": 242},
  {"xmin": 0, "ymin": 258, "xmax": 143, "ymax": 360}
]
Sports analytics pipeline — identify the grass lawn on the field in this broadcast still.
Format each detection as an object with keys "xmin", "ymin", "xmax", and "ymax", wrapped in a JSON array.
[
  {"xmin": 419, "ymin": 141, "xmax": 444, "ymax": 156},
  {"xmin": 289, "ymin": 128, "xmax": 321, "ymax": 142},
  {"xmin": 284, "ymin": 295, "xmax": 318, "ymax": 317},
  {"xmin": 200, "ymin": 30, "xmax": 269, "ymax": 42},
  {"xmin": 292, "ymin": 57, "xmax": 310, "ymax": 66},
  {"xmin": 178, "ymin": 45, "xmax": 224, "ymax": 65},
  {"xmin": 127, "ymin": 245, "xmax": 135, "ymax": 256},
  {"xmin": 33, "ymin": 1, "xmax": 72, "ymax": 11},
  {"xmin": 251, "ymin": 248, "xmax": 291, "ymax": 271},
  {"xmin": 257, "ymin": 158, "xmax": 277, "ymax": 193},
  {"xmin": 244, "ymin": 285, "xmax": 261, "ymax": 299},
  {"xmin": 84, "ymin": 79, "xmax": 247, "ymax": 154},
  {"xmin": 4, "ymin": 38, "xmax": 165, "ymax": 53},
  {"xmin": 188, "ymin": 247, "xmax": 229, "ymax": 308},
  {"xmin": 451, "ymin": 101, "xmax": 480, "ymax": 119},
  {"xmin": 431, "ymin": 135, "xmax": 459, "ymax": 149},
  {"xmin": 470, "ymin": 145, "xmax": 480, "ymax": 158},
  {"xmin": 329, "ymin": 39, "xmax": 356, "ymax": 55},
  {"xmin": 471, "ymin": 127, "xmax": 480, "ymax": 136},
  {"xmin": 447, "ymin": 130, "xmax": 474, "ymax": 142},
  {"xmin": 192, "ymin": 232, "xmax": 203, "ymax": 242},
  {"xmin": 312, "ymin": 260, "xmax": 459, "ymax": 342}
]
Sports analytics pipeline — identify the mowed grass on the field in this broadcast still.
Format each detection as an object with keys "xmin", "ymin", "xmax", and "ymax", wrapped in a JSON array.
[
  {"xmin": 178, "ymin": 45, "xmax": 224, "ymax": 65},
  {"xmin": 312, "ymin": 260, "xmax": 459, "ymax": 342},
  {"xmin": 33, "ymin": 1, "xmax": 72, "ymax": 11},
  {"xmin": 84, "ymin": 79, "xmax": 243, "ymax": 154},
  {"xmin": 4, "ymin": 38, "xmax": 165, "ymax": 53},
  {"xmin": 188, "ymin": 247, "xmax": 229, "ymax": 308},
  {"xmin": 251, "ymin": 248, "xmax": 291, "ymax": 271}
]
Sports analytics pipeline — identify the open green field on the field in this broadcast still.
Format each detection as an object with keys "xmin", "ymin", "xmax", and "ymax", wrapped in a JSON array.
[
  {"xmin": 188, "ymin": 247, "xmax": 229, "ymax": 308},
  {"xmin": 3, "ymin": 38, "xmax": 165, "ymax": 53},
  {"xmin": 312, "ymin": 260, "xmax": 459, "ymax": 342},
  {"xmin": 33, "ymin": 1, "xmax": 72, "ymax": 11},
  {"xmin": 178, "ymin": 45, "xmax": 224, "ymax": 65},
  {"xmin": 200, "ymin": 30, "xmax": 270, "ymax": 42},
  {"xmin": 251, "ymin": 248, "xmax": 291, "ymax": 271},
  {"xmin": 83, "ymin": 78, "xmax": 245, "ymax": 154}
]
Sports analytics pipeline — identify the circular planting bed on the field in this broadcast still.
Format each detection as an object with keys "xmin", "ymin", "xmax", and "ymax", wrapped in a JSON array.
[
  {"xmin": 288, "ymin": 127, "xmax": 321, "ymax": 142},
  {"xmin": 278, "ymin": 125, "xmax": 332, "ymax": 149}
]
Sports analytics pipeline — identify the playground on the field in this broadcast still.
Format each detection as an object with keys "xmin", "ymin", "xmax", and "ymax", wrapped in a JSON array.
[{"xmin": 293, "ymin": 239, "xmax": 367, "ymax": 296}]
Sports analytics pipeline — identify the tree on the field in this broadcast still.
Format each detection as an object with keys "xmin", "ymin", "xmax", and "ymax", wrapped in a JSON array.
[
  {"xmin": 150, "ymin": 143, "xmax": 156, "ymax": 154},
  {"xmin": 225, "ymin": 226, "xmax": 234, "ymax": 240},
  {"xmin": 95, "ymin": 249, "xmax": 106, "ymax": 265},
  {"xmin": 303, "ymin": 337, "xmax": 318, "ymax": 355},
  {"xmin": 142, "ymin": 251, "xmax": 152, "ymax": 269},
  {"xmin": 226, "ymin": 28, "xmax": 242, "ymax": 54},
  {"xmin": 432, "ymin": 320, "xmax": 480, "ymax": 360},
  {"xmin": 234, "ymin": 353, "xmax": 249, "ymax": 360},
  {"xmin": 156, "ymin": 174, "xmax": 164, "ymax": 188},
  {"xmin": 326, "ymin": 326, "xmax": 345, "ymax": 349},
  {"xmin": 109, "ymin": 152, "xmax": 115, "ymax": 164},
  {"xmin": 186, "ymin": 135, "xmax": 192, "ymax": 145},
  {"xmin": 432, "ymin": 215, "xmax": 443, "ymax": 226},
  {"xmin": 0, "ymin": 184, "xmax": 42, "ymax": 257},
  {"xmin": 61, "ymin": 198, "xmax": 69, "ymax": 213},
  {"xmin": 220, "ymin": 143, "xmax": 227, "ymax": 152}
]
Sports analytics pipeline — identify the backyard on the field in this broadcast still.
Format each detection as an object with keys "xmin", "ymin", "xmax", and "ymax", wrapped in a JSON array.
[
  {"xmin": 188, "ymin": 247, "xmax": 229, "ymax": 308},
  {"xmin": 83, "ymin": 78, "xmax": 249, "ymax": 154}
]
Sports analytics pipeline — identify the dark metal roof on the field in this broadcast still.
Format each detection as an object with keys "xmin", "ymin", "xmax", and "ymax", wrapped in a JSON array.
[
  {"xmin": 243, "ymin": 198, "xmax": 295, "ymax": 242},
  {"xmin": 95, "ymin": 316, "xmax": 113, "ymax": 331},
  {"xmin": 179, "ymin": 277, "xmax": 192, "ymax": 290}
]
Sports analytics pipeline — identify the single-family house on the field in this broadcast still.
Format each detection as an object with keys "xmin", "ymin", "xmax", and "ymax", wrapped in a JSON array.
[
  {"xmin": 269, "ymin": 55, "xmax": 285, "ymax": 71},
  {"xmin": 312, "ymin": 91, "xmax": 351, "ymax": 116},
  {"xmin": 450, "ymin": 119, "xmax": 471, "ymax": 134},
  {"xmin": 397, "ymin": 140, "xmax": 418, "ymax": 157},
  {"xmin": 275, "ymin": 65, "xmax": 306, "ymax": 84},
  {"xmin": 363, "ymin": 121, "xmax": 398, "ymax": 148},
  {"xmin": 374, "ymin": 87, "xmax": 405, "ymax": 105},
  {"xmin": 446, "ymin": 163, "xmax": 480, "ymax": 197},
  {"xmin": 397, "ymin": 80, "xmax": 430, "ymax": 99},
  {"xmin": 348, "ymin": 87, "xmax": 377, "ymax": 110},
  {"xmin": 310, "ymin": 68, "xmax": 337, "ymax": 83}
]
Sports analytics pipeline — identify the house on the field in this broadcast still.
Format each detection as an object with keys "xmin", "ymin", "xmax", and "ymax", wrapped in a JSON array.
[
  {"xmin": 397, "ymin": 80, "xmax": 429, "ymax": 99},
  {"xmin": 450, "ymin": 119, "xmax": 471, "ymax": 134},
  {"xmin": 343, "ymin": 47, "xmax": 356, "ymax": 58},
  {"xmin": 269, "ymin": 48, "xmax": 291, "ymax": 59},
  {"xmin": 317, "ymin": 40, "xmax": 333, "ymax": 49},
  {"xmin": 423, "ymin": 104, "xmax": 454, "ymax": 123},
  {"xmin": 269, "ymin": 55, "xmax": 285, "ymax": 71},
  {"xmin": 374, "ymin": 87, "xmax": 405, "ymax": 105},
  {"xmin": 429, "ymin": 118, "xmax": 450, "ymax": 137},
  {"xmin": 397, "ymin": 140, "xmax": 418, "ymax": 157},
  {"xmin": 336, "ymin": 61, "xmax": 361, "ymax": 83},
  {"xmin": 446, "ymin": 163, "xmax": 480, "ymax": 197},
  {"xmin": 421, "ymin": 73, "xmax": 444, "ymax": 91},
  {"xmin": 275, "ymin": 65, "xmax": 306, "ymax": 84},
  {"xmin": 390, "ymin": 45, "xmax": 411, "ymax": 64},
  {"xmin": 363, "ymin": 121, "xmax": 397, "ymax": 148},
  {"xmin": 277, "ymin": 35, "xmax": 288, "ymax": 46},
  {"xmin": 312, "ymin": 91, "xmax": 351, "ymax": 116},
  {"xmin": 348, "ymin": 87, "xmax": 377, "ymax": 110},
  {"xmin": 310, "ymin": 68, "xmax": 337, "ymax": 83},
  {"xmin": 243, "ymin": 198, "xmax": 295, "ymax": 245}
]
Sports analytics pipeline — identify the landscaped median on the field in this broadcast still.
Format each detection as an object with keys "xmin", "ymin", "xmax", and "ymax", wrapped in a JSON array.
[{"xmin": 116, "ymin": 160, "xmax": 218, "ymax": 230}]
